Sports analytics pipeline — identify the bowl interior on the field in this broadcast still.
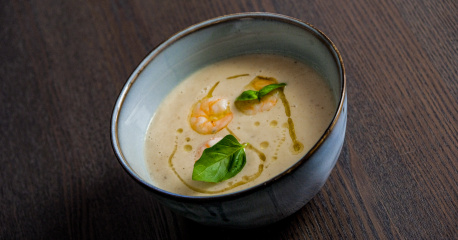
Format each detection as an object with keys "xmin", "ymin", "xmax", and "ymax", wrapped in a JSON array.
[{"xmin": 112, "ymin": 13, "xmax": 344, "ymax": 191}]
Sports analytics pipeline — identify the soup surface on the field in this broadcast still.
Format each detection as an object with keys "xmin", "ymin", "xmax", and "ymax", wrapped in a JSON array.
[{"xmin": 145, "ymin": 54, "xmax": 336, "ymax": 196}]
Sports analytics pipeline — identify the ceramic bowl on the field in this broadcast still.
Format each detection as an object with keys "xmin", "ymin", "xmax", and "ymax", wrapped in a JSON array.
[{"xmin": 111, "ymin": 12, "xmax": 346, "ymax": 228}]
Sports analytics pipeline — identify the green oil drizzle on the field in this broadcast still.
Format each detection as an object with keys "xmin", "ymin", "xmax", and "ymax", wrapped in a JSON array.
[
  {"xmin": 227, "ymin": 74, "xmax": 249, "ymax": 79},
  {"xmin": 169, "ymin": 76, "xmax": 303, "ymax": 195},
  {"xmin": 206, "ymin": 81, "xmax": 220, "ymax": 98},
  {"xmin": 168, "ymin": 127, "xmax": 266, "ymax": 195},
  {"xmin": 279, "ymin": 89, "xmax": 304, "ymax": 154}
]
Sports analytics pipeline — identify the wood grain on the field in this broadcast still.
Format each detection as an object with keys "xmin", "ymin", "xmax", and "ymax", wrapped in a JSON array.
[{"xmin": 1, "ymin": 0, "xmax": 456, "ymax": 239}]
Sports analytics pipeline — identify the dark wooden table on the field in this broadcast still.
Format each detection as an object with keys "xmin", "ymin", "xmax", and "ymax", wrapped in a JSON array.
[{"xmin": 1, "ymin": 0, "xmax": 456, "ymax": 239}]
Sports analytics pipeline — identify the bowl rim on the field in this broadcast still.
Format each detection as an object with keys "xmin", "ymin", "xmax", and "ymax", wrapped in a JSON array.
[{"xmin": 111, "ymin": 12, "xmax": 346, "ymax": 202}]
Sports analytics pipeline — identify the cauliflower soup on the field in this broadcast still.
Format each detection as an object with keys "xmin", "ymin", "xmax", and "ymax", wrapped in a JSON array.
[{"xmin": 145, "ymin": 54, "xmax": 336, "ymax": 196}]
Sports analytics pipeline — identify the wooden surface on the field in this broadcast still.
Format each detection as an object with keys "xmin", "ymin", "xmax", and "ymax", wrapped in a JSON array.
[{"xmin": 1, "ymin": 0, "xmax": 456, "ymax": 239}]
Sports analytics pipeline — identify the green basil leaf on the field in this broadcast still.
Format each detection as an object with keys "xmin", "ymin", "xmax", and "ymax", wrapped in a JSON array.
[
  {"xmin": 235, "ymin": 90, "xmax": 259, "ymax": 101},
  {"xmin": 258, "ymin": 83, "xmax": 287, "ymax": 99},
  {"xmin": 235, "ymin": 83, "xmax": 286, "ymax": 102},
  {"xmin": 192, "ymin": 135, "xmax": 247, "ymax": 183}
]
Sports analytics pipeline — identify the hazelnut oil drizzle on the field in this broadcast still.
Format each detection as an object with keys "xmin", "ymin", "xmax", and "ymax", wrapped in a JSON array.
[
  {"xmin": 227, "ymin": 73, "xmax": 249, "ymax": 79},
  {"xmin": 168, "ymin": 127, "xmax": 266, "ymax": 194},
  {"xmin": 168, "ymin": 76, "xmax": 303, "ymax": 194},
  {"xmin": 278, "ymin": 88, "xmax": 304, "ymax": 154},
  {"xmin": 206, "ymin": 81, "xmax": 219, "ymax": 98}
]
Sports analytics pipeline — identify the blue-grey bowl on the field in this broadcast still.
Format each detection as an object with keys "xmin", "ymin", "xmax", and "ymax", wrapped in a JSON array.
[{"xmin": 111, "ymin": 12, "xmax": 346, "ymax": 228}]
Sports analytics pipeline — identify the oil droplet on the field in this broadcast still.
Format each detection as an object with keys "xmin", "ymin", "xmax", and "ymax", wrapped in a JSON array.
[
  {"xmin": 290, "ymin": 141, "xmax": 304, "ymax": 155},
  {"xmin": 282, "ymin": 122, "xmax": 289, "ymax": 128},
  {"xmin": 177, "ymin": 128, "xmax": 183, "ymax": 133},
  {"xmin": 185, "ymin": 137, "xmax": 191, "ymax": 142},
  {"xmin": 254, "ymin": 121, "xmax": 260, "ymax": 126},
  {"xmin": 273, "ymin": 156, "xmax": 278, "ymax": 160},
  {"xmin": 260, "ymin": 141, "xmax": 269, "ymax": 149},
  {"xmin": 184, "ymin": 145, "xmax": 192, "ymax": 152},
  {"xmin": 270, "ymin": 120, "xmax": 278, "ymax": 127}
]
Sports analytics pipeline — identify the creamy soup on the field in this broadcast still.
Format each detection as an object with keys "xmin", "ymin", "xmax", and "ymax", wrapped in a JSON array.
[{"xmin": 145, "ymin": 54, "xmax": 336, "ymax": 196}]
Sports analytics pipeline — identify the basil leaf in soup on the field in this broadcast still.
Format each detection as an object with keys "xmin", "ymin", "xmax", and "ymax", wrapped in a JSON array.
[
  {"xmin": 258, "ymin": 83, "xmax": 286, "ymax": 99},
  {"xmin": 235, "ymin": 90, "xmax": 259, "ymax": 101},
  {"xmin": 235, "ymin": 83, "xmax": 286, "ymax": 102},
  {"xmin": 192, "ymin": 135, "xmax": 248, "ymax": 183}
]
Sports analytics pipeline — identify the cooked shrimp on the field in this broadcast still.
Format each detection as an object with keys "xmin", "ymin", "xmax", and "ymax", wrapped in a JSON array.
[
  {"xmin": 189, "ymin": 97, "xmax": 233, "ymax": 134},
  {"xmin": 194, "ymin": 137, "xmax": 223, "ymax": 160},
  {"xmin": 235, "ymin": 76, "xmax": 280, "ymax": 115}
]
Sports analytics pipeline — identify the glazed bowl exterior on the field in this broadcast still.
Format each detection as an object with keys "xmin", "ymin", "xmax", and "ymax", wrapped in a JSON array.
[{"xmin": 111, "ymin": 12, "xmax": 346, "ymax": 228}]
